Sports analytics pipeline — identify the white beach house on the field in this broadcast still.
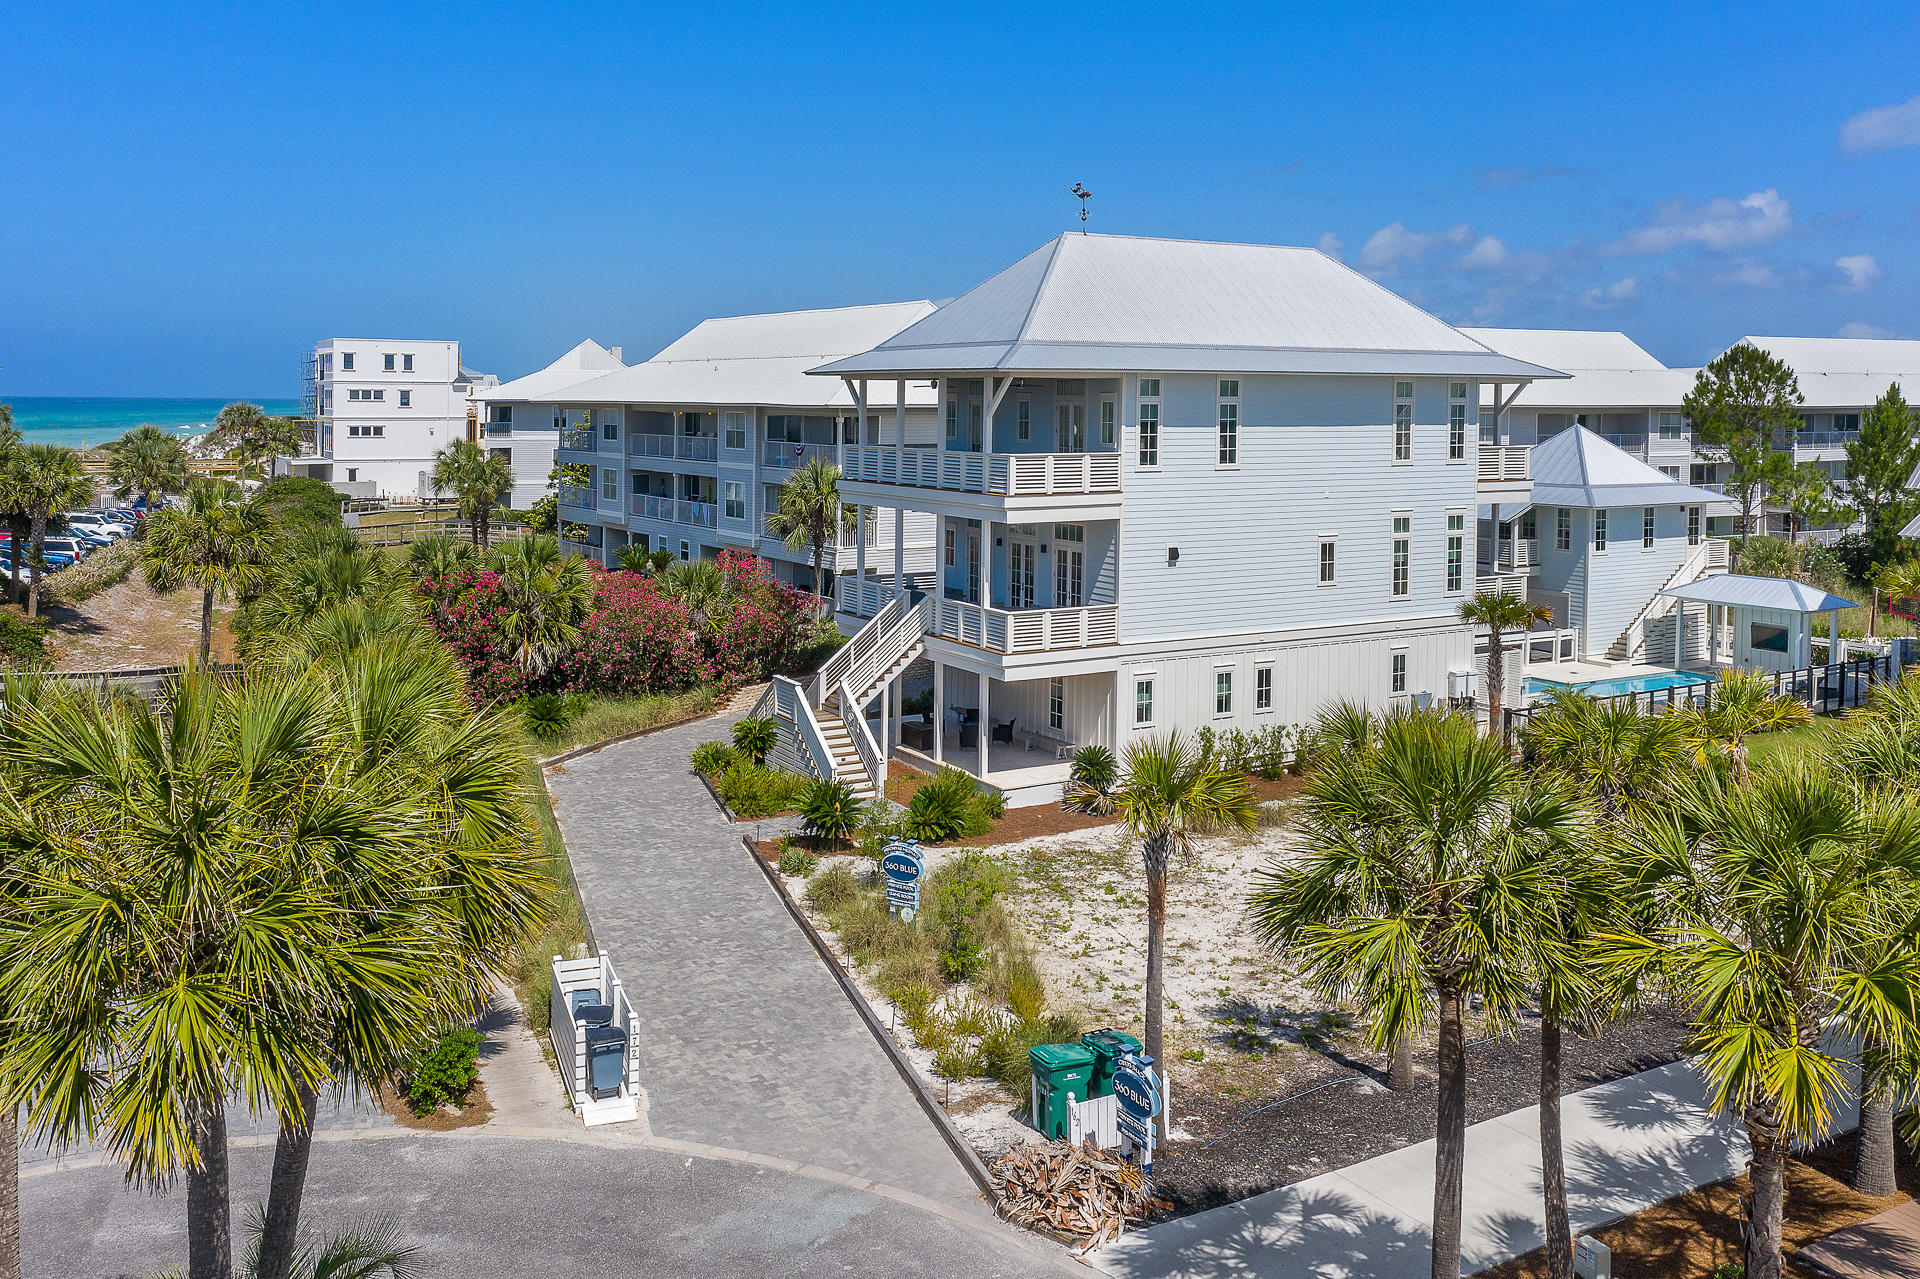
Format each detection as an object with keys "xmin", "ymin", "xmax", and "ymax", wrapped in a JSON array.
[
  {"xmin": 291, "ymin": 339, "xmax": 497, "ymax": 500},
  {"xmin": 474, "ymin": 339, "xmax": 627, "ymax": 509},
  {"xmin": 777, "ymin": 232, "xmax": 1568, "ymax": 805},
  {"xmin": 492, "ymin": 303, "xmax": 941, "ymax": 590}
]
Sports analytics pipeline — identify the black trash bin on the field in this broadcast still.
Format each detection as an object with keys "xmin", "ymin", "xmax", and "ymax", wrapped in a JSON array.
[
  {"xmin": 585, "ymin": 1024, "xmax": 627, "ymax": 1100},
  {"xmin": 568, "ymin": 988, "xmax": 602, "ymax": 1016}
]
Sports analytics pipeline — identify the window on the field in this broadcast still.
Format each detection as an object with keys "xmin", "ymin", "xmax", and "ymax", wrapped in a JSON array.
[
  {"xmin": 1688, "ymin": 506, "xmax": 1702, "ymax": 545},
  {"xmin": 492, "ymin": 405, "xmax": 512, "ymax": 424},
  {"xmin": 1393, "ymin": 380, "xmax": 1414, "ymax": 461},
  {"xmin": 1215, "ymin": 670, "xmax": 1233, "ymax": 715},
  {"xmin": 1446, "ymin": 513, "xmax": 1465, "ymax": 593},
  {"xmin": 1391, "ymin": 516, "xmax": 1411, "ymax": 597},
  {"xmin": 767, "ymin": 415, "xmax": 802, "ymax": 443},
  {"xmin": 1521, "ymin": 510, "xmax": 1537, "ymax": 540},
  {"xmin": 383, "ymin": 353, "xmax": 395, "ymax": 371},
  {"xmin": 1049, "ymin": 678, "xmax": 1064, "ymax": 733},
  {"xmin": 489, "ymin": 447, "xmax": 511, "ymax": 465},
  {"xmin": 402, "ymin": 353, "xmax": 413, "ymax": 372},
  {"xmin": 1834, "ymin": 413, "xmax": 1861, "ymax": 432},
  {"xmin": 1134, "ymin": 678, "xmax": 1154, "ymax": 725},
  {"xmin": 1642, "ymin": 506, "xmax": 1656, "ymax": 549},
  {"xmin": 1138, "ymin": 379, "xmax": 1161, "ymax": 466},
  {"xmin": 602, "ymin": 418, "xmax": 619, "ymax": 442},
  {"xmin": 1100, "ymin": 400, "xmax": 1115, "ymax": 447},
  {"xmin": 723, "ymin": 413, "xmax": 746, "ymax": 450},
  {"xmin": 1053, "ymin": 524, "xmax": 1084, "ymax": 606},
  {"xmin": 373, "ymin": 389, "xmax": 383, "ymax": 401},
  {"xmin": 341, "ymin": 353, "xmax": 354, "ymax": 371},
  {"xmin": 1659, "ymin": 465, "xmax": 1681, "ymax": 479},
  {"xmin": 944, "ymin": 526, "xmax": 956, "ymax": 567},
  {"xmin": 724, "ymin": 482, "xmax": 746, "ymax": 520},
  {"xmin": 1556, "ymin": 507, "xmax": 1571, "ymax": 551},
  {"xmin": 1217, "ymin": 380, "xmax": 1239, "ymax": 465},
  {"xmin": 601, "ymin": 467, "xmax": 618, "ymax": 501},
  {"xmin": 1751, "ymin": 622, "xmax": 1790, "ymax": 653},
  {"xmin": 1657, "ymin": 411, "xmax": 1684, "ymax": 439},
  {"xmin": 398, "ymin": 390, "xmax": 410, "ymax": 408},
  {"xmin": 679, "ymin": 540, "xmax": 690, "ymax": 561},
  {"xmin": 1017, "ymin": 400, "xmax": 1030, "ymax": 441},
  {"xmin": 945, "ymin": 397, "xmax": 958, "ymax": 442},
  {"xmin": 1594, "ymin": 508, "xmax": 1609, "ymax": 552},
  {"xmin": 1318, "ymin": 537, "xmax": 1337, "ymax": 585},
  {"xmin": 346, "ymin": 424, "xmax": 385, "ymax": 438},
  {"xmin": 1391, "ymin": 652, "xmax": 1408, "ymax": 694},
  {"xmin": 1448, "ymin": 382, "xmax": 1468, "ymax": 461},
  {"xmin": 1255, "ymin": 665, "xmax": 1273, "ymax": 711}
]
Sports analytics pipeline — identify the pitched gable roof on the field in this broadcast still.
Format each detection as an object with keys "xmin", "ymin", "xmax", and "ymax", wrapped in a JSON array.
[
  {"xmin": 1529, "ymin": 426, "xmax": 1728, "ymax": 509},
  {"xmin": 483, "ymin": 339, "xmax": 627, "ymax": 403},
  {"xmin": 813, "ymin": 234, "xmax": 1566, "ymax": 380}
]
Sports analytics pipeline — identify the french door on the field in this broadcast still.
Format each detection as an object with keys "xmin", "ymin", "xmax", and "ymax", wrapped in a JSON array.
[
  {"xmin": 1055, "ymin": 402, "xmax": 1085, "ymax": 453},
  {"xmin": 1053, "ymin": 545, "xmax": 1083, "ymax": 607},
  {"xmin": 1008, "ymin": 539, "xmax": 1038, "ymax": 610}
]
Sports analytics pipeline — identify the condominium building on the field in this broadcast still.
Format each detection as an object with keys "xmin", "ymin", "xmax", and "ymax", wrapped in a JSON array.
[
  {"xmin": 291, "ymin": 339, "xmax": 497, "ymax": 500},
  {"xmin": 475, "ymin": 339, "xmax": 626, "ymax": 509},
  {"xmin": 485, "ymin": 303, "xmax": 941, "ymax": 589}
]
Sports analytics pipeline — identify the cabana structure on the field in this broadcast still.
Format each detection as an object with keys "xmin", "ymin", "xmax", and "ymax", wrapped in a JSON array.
[{"xmin": 1659, "ymin": 573, "xmax": 1855, "ymax": 672}]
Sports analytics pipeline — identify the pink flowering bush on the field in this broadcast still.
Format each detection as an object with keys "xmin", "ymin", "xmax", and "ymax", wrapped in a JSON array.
[
  {"xmin": 559, "ymin": 571, "xmax": 702, "ymax": 694},
  {"xmin": 419, "ymin": 569, "xmax": 529, "ymax": 704},
  {"xmin": 701, "ymin": 550, "xmax": 815, "ymax": 687}
]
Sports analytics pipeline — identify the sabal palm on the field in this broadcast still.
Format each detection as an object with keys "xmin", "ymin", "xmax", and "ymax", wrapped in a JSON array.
[
  {"xmin": 430, "ymin": 441, "xmax": 513, "ymax": 549},
  {"xmin": 489, "ymin": 535, "xmax": 595, "ymax": 678},
  {"xmin": 1250, "ymin": 707, "xmax": 1583, "ymax": 1279},
  {"xmin": 209, "ymin": 404, "xmax": 301, "ymax": 481},
  {"xmin": 764, "ymin": 458, "xmax": 849, "ymax": 612},
  {"xmin": 141, "ymin": 479, "xmax": 276, "ymax": 661},
  {"xmin": 107, "ymin": 423, "xmax": 190, "ymax": 511},
  {"xmin": 242, "ymin": 531, "xmax": 403, "ymax": 662},
  {"xmin": 1458, "ymin": 590, "xmax": 1553, "ymax": 736},
  {"xmin": 0, "ymin": 415, "xmax": 22, "ymax": 607},
  {"xmin": 1595, "ymin": 764, "xmax": 1920, "ymax": 1279},
  {"xmin": 3, "ymin": 443, "xmax": 94, "ymax": 619},
  {"xmin": 1064, "ymin": 731, "xmax": 1256, "ymax": 1136},
  {"xmin": 1679, "ymin": 668, "xmax": 1811, "ymax": 783},
  {"xmin": 658, "ymin": 558, "xmax": 727, "ymax": 630},
  {"xmin": 1522, "ymin": 687, "xmax": 1694, "ymax": 819}
]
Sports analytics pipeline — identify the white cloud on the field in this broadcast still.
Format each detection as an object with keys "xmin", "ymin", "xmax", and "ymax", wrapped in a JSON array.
[
  {"xmin": 1834, "ymin": 253, "xmax": 1882, "ymax": 293},
  {"xmin": 1711, "ymin": 261, "xmax": 1784, "ymax": 290},
  {"xmin": 1612, "ymin": 189, "xmax": 1792, "ymax": 255},
  {"xmin": 1461, "ymin": 236, "xmax": 1509, "ymax": 269},
  {"xmin": 1358, "ymin": 222, "xmax": 1473, "ymax": 275},
  {"xmin": 1315, "ymin": 232, "xmax": 1346, "ymax": 261},
  {"xmin": 1837, "ymin": 321, "xmax": 1902, "ymax": 340},
  {"xmin": 1581, "ymin": 277, "xmax": 1640, "ymax": 308},
  {"xmin": 1840, "ymin": 95, "xmax": 1920, "ymax": 153}
]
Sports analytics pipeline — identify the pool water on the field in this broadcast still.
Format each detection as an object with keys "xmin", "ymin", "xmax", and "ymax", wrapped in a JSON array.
[{"xmin": 1525, "ymin": 671, "xmax": 1715, "ymax": 700}]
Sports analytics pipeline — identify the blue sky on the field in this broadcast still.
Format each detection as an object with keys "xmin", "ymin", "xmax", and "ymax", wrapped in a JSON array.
[{"xmin": 3, "ymin": 0, "xmax": 1918, "ymax": 395}]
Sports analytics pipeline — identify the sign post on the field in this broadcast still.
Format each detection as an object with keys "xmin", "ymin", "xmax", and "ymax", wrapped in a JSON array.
[
  {"xmin": 880, "ymin": 839, "xmax": 924, "ymax": 923},
  {"xmin": 1112, "ymin": 1050, "xmax": 1162, "ymax": 1182}
]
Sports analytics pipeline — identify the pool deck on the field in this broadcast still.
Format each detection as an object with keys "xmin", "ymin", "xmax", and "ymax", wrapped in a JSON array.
[{"xmin": 1525, "ymin": 659, "xmax": 1679, "ymax": 688}]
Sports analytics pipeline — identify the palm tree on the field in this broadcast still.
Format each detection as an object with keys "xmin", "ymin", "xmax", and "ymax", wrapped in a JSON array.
[
  {"xmin": 430, "ymin": 440, "xmax": 514, "ymax": 549},
  {"xmin": 1458, "ymin": 590, "xmax": 1553, "ymax": 737},
  {"xmin": 1250, "ymin": 707, "xmax": 1584, "ymax": 1279},
  {"xmin": 140, "ymin": 479, "xmax": 276, "ymax": 661},
  {"xmin": 764, "ymin": 458, "xmax": 850, "ymax": 614},
  {"xmin": 658, "ymin": 558, "xmax": 728, "ymax": 631},
  {"xmin": 1679, "ymin": 668, "xmax": 1812, "ymax": 784},
  {"xmin": 3, "ymin": 443, "xmax": 94, "ymax": 619},
  {"xmin": 106, "ymin": 423, "xmax": 191, "ymax": 513},
  {"xmin": 1064, "ymin": 731, "xmax": 1256, "ymax": 1137},
  {"xmin": 239, "ymin": 529, "xmax": 402, "ymax": 661},
  {"xmin": 1521, "ymin": 687, "xmax": 1693, "ymax": 819},
  {"xmin": 0, "ymin": 414, "xmax": 24, "ymax": 607},
  {"xmin": 404, "ymin": 532, "xmax": 476, "ymax": 582},
  {"xmin": 208, "ymin": 404, "xmax": 303, "ymax": 482},
  {"xmin": 1596, "ymin": 764, "xmax": 1920, "ymax": 1279},
  {"xmin": 489, "ymin": 535, "xmax": 595, "ymax": 679}
]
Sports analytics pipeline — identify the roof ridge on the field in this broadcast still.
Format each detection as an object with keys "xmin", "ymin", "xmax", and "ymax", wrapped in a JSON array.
[{"xmin": 1012, "ymin": 236, "xmax": 1069, "ymax": 344}]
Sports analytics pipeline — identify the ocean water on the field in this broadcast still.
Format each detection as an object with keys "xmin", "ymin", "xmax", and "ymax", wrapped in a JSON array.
[{"xmin": 2, "ymin": 396, "xmax": 300, "ymax": 451}]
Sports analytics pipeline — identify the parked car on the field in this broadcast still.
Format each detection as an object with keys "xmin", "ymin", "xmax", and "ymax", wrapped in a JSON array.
[
  {"xmin": 105, "ymin": 507, "xmax": 144, "ymax": 525},
  {"xmin": 38, "ymin": 537, "xmax": 91, "ymax": 563},
  {"xmin": 66, "ymin": 511, "xmax": 132, "ymax": 539},
  {"xmin": 65, "ymin": 527, "xmax": 114, "ymax": 550}
]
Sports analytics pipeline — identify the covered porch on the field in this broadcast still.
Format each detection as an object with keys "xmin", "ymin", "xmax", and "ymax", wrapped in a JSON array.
[{"xmin": 1659, "ymin": 573, "xmax": 1857, "ymax": 674}]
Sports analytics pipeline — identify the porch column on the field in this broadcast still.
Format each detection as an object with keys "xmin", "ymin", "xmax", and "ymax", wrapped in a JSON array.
[
  {"xmin": 892, "ymin": 673, "xmax": 903, "ymax": 748},
  {"xmin": 855, "ymin": 505, "xmax": 867, "ymax": 583},
  {"xmin": 881, "ymin": 679, "xmax": 891, "ymax": 751},
  {"xmin": 894, "ymin": 378, "xmax": 907, "ymax": 589},
  {"xmin": 1674, "ymin": 600, "xmax": 1685, "ymax": 669},
  {"xmin": 933, "ymin": 661, "xmax": 945, "ymax": 764},
  {"xmin": 978, "ymin": 670, "xmax": 991, "ymax": 780},
  {"xmin": 1830, "ymin": 607, "xmax": 1841, "ymax": 665}
]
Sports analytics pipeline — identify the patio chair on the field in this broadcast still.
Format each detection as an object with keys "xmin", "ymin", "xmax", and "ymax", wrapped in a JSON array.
[{"xmin": 991, "ymin": 719, "xmax": 1017, "ymax": 746}]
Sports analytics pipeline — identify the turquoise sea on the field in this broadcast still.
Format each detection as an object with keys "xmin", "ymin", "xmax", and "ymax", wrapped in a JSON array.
[{"xmin": 2, "ymin": 396, "xmax": 301, "ymax": 451}]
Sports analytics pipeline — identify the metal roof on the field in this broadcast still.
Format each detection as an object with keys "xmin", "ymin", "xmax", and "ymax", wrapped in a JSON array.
[
  {"xmin": 811, "ymin": 234, "xmax": 1567, "ymax": 380},
  {"xmin": 1738, "ymin": 337, "xmax": 1920, "ymax": 409},
  {"xmin": 533, "ymin": 303, "xmax": 939, "ymax": 410},
  {"xmin": 1662, "ymin": 573, "xmax": 1857, "ymax": 613},
  {"xmin": 1462, "ymin": 327, "xmax": 1701, "ymax": 410},
  {"xmin": 1528, "ymin": 426, "xmax": 1731, "ymax": 509},
  {"xmin": 1457, "ymin": 327, "xmax": 1665, "ymax": 371},
  {"xmin": 1903, "ymin": 508, "xmax": 1920, "ymax": 539},
  {"xmin": 482, "ymin": 339, "xmax": 626, "ymax": 403}
]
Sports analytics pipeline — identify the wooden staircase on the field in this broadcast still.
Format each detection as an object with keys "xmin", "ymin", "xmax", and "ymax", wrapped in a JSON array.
[
  {"xmin": 1605, "ymin": 539, "xmax": 1730, "ymax": 662},
  {"xmin": 816, "ymin": 691, "xmax": 878, "ymax": 802}
]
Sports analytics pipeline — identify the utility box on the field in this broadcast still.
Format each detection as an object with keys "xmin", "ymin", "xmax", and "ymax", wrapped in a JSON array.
[
  {"xmin": 1081, "ymin": 1029, "xmax": 1143, "ymax": 1098},
  {"xmin": 1029, "ymin": 1042, "xmax": 1097, "ymax": 1139}
]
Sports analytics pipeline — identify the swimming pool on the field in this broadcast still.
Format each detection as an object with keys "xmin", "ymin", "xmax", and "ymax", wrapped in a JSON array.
[{"xmin": 1525, "ymin": 671, "xmax": 1715, "ymax": 700}]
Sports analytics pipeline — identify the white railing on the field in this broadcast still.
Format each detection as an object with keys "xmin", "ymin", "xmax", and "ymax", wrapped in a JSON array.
[
  {"xmin": 841, "ymin": 445, "xmax": 1123, "ymax": 497},
  {"xmin": 1475, "ymin": 571, "xmax": 1530, "ymax": 600},
  {"xmin": 838, "ymin": 576, "xmax": 903, "ymax": 621},
  {"xmin": 1490, "ymin": 539, "xmax": 1537, "ymax": 571},
  {"xmin": 1795, "ymin": 431, "xmax": 1859, "ymax": 449},
  {"xmin": 771, "ymin": 675, "xmax": 834, "ymax": 781},
  {"xmin": 764, "ymin": 441, "xmax": 836, "ymax": 470},
  {"xmin": 559, "ymin": 427, "xmax": 596, "ymax": 452},
  {"xmin": 929, "ymin": 599, "xmax": 1119, "ymax": 653},
  {"xmin": 1706, "ymin": 538, "xmax": 1730, "ymax": 569},
  {"xmin": 630, "ymin": 434, "xmax": 718, "ymax": 462},
  {"xmin": 813, "ymin": 591, "xmax": 906, "ymax": 705},
  {"xmin": 559, "ymin": 483, "xmax": 595, "ymax": 509},
  {"xmin": 546, "ymin": 953, "xmax": 639, "ymax": 1125},
  {"xmin": 1610, "ymin": 534, "xmax": 1727, "ymax": 660},
  {"xmin": 841, "ymin": 679, "xmax": 885, "ymax": 791},
  {"xmin": 677, "ymin": 500, "xmax": 717, "ymax": 529},
  {"xmin": 841, "ymin": 596, "xmax": 930, "ymax": 708},
  {"xmin": 1523, "ymin": 628, "xmax": 1581, "ymax": 666},
  {"xmin": 1477, "ymin": 445, "xmax": 1530, "ymax": 483}
]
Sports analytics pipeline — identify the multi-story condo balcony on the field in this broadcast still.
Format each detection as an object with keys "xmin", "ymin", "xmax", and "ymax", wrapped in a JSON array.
[
  {"xmin": 841, "ymin": 444, "xmax": 1123, "ymax": 498},
  {"xmin": 1476, "ymin": 444, "xmax": 1531, "ymax": 499},
  {"xmin": 632, "ymin": 431, "xmax": 718, "ymax": 463},
  {"xmin": 559, "ymin": 424, "xmax": 597, "ymax": 453},
  {"xmin": 764, "ymin": 440, "xmax": 837, "ymax": 470}
]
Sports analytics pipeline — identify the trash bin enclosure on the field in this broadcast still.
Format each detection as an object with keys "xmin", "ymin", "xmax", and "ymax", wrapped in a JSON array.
[
  {"xmin": 549, "ymin": 953, "xmax": 640, "ymax": 1126},
  {"xmin": 1029, "ymin": 1042, "xmax": 1097, "ymax": 1140}
]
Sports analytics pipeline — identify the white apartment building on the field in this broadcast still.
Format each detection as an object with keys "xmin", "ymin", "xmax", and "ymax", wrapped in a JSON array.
[
  {"xmin": 476, "ymin": 339, "xmax": 627, "ymax": 509},
  {"xmin": 291, "ymin": 339, "xmax": 497, "ymax": 500},
  {"xmin": 773, "ymin": 232, "xmax": 1589, "ymax": 805},
  {"xmin": 491, "ymin": 303, "xmax": 941, "ymax": 590}
]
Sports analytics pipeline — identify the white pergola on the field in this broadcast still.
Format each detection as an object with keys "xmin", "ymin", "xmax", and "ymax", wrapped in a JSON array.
[{"xmin": 1660, "ymin": 573, "xmax": 1857, "ymax": 671}]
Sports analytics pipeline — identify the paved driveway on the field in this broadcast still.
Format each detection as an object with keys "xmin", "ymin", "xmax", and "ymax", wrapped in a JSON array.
[{"xmin": 547, "ymin": 714, "xmax": 988, "ymax": 1210}]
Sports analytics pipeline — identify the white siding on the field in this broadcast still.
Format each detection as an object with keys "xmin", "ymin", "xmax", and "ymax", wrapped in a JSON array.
[{"xmin": 1583, "ymin": 505, "xmax": 1698, "ymax": 653}]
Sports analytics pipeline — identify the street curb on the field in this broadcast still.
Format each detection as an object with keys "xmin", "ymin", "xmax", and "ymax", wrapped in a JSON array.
[{"xmin": 741, "ymin": 834, "xmax": 1009, "ymax": 1215}]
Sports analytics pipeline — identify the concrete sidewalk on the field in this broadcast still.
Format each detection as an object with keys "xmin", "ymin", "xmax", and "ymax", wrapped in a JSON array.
[{"xmin": 1095, "ymin": 1059, "xmax": 1750, "ymax": 1278}]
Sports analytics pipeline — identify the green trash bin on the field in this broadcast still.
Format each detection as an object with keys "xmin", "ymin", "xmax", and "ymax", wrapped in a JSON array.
[
  {"xmin": 1028, "ymin": 1042, "xmax": 1097, "ymax": 1140},
  {"xmin": 1080, "ymin": 1029, "xmax": 1144, "ymax": 1098}
]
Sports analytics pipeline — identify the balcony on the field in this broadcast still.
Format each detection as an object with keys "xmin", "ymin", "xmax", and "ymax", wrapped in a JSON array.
[
  {"xmin": 764, "ymin": 441, "xmax": 837, "ymax": 471},
  {"xmin": 1487, "ymin": 538, "xmax": 1538, "ymax": 571},
  {"xmin": 630, "ymin": 495, "xmax": 717, "ymax": 528},
  {"xmin": 632, "ymin": 494, "xmax": 675, "ymax": 522},
  {"xmin": 559, "ymin": 483, "xmax": 595, "ymax": 510},
  {"xmin": 1475, "ymin": 570, "xmax": 1530, "ymax": 600},
  {"xmin": 678, "ymin": 499, "xmax": 717, "ymax": 529},
  {"xmin": 559, "ymin": 427, "xmax": 596, "ymax": 452},
  {"xmin": 1476, "ymin": 445, "xmax": 1531, "ymax": 499},
  {"xmin": 843, "ymin": 445, "xmax": 1122, "ymax": 498},
  {"xmin": 929, "ymin": 599, "xmax": 1119, "ymax": 654},
  {"xmin": 630, "ymin": 433, "xmax": 717, "ymax": 463}
]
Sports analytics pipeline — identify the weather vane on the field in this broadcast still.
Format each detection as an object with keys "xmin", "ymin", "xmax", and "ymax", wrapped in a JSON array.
[{"xmin": 1069, "ymin": 183, "xmax": 1092, "ymax": 225}]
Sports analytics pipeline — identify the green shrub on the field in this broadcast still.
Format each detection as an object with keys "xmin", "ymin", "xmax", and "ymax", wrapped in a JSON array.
[
  {"xmin": 690, "ymin": 741, "xmax": 736, "ymax": 775},
  {"xmin": 902, "ymin": 766, "xmax": 1000, "ymax": 841},
  {"xmin": 402, "ymin": 1025, "xmax": 484, "ymax": 1115},
  {"xmin": 731, "ymin": 716, "xmax": 777, "ymax": 765},
  {"xmin": 925, "ymin": 851, "xmax": 1013, "ymax": 981},
  {"xmin": 981, "ymin": 1011, "xmax": 1085, "ymax": 1101},
  {"xmin": 254, "ymin": 475, "xmax": 347, "ymax": 534},
  {"xmin": 799, "ymin": 777, "xmax": 863, "ymax": 845},
  {"xmin": 932, "ymin": 1038, "xmax": 982, "ymax": 1079},
  {"xmin": 522, "ymin": 692, "xmax": 586, "ymax": 740},
  {"xmin": 804, "ymin": 862, "xmax": 861, "ymax": 913},
  {"xmin": 892, "ymin": 981, "xmax": 937, "ymax": 1035},
  {"xmin": 856, "ymin": 800, "xmax": 905, "ymax": 859},
  {"xmin": 1710, "ymin": 1266, "xmax": 1746, "ymax": 1279},
  {"xmin": 715, "ymin": 760, "xmax": 804, "ymax": 818},
  {"xmin": 0, "ymin": 612, "xmax": 49, "ymax": 670},
  {"xmin": 1001, "ymin": 959, "xmax": 1047, "ymax": 1024},
  {"xmin": 777, "ymin": 846, "xmax": 818, "ymax": 877},
  {"xmin": 1069, "ymin": 745, "xmax": 1116, "ymax": 792}
]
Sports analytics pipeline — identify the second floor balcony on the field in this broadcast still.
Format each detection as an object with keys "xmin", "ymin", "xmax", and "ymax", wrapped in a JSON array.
[
  {"xmin": 842, "ymin": 444, "xmax": 1122, "ymax": 499},
  {"xmin": 559, "ymin": 426, "xmax": 596, "ymax": 452},
  {"xmin": 631, "ymin": 494, "xmax": 717, "ymax": 528},
  {"xmin": 631, "ymin": 432, "xmax": 718, "ymax": 463},
  {"xmin": 1476, "ymin": 444, "xmax": 1531, "ymax": 499},
  {"xmin": 764, "ymin": 441, "xmax": 837, "ymax": 471}
]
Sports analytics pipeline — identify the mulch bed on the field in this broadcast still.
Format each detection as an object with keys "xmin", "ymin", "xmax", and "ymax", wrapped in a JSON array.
[
  {"xmin": 1480, "ymin": 1128, "xmax": 1917, "ymax": 1278},
  {"xmin": 371, "ymin": 1077, "xmax": 493, "ymax": 1132},
  {"xmin": 1151, "ymin": 1007, "xmax": 1693, "ymax": 1217}
]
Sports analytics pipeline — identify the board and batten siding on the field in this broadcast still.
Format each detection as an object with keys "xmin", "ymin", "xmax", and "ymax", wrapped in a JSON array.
[
  {"xmin": 1116, "ymin": 373, "xmax": 1482, "ymax": 646},
  {"xmin": 973, "ymin": 672, "xmax": 1116, "ymax": 750}
]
